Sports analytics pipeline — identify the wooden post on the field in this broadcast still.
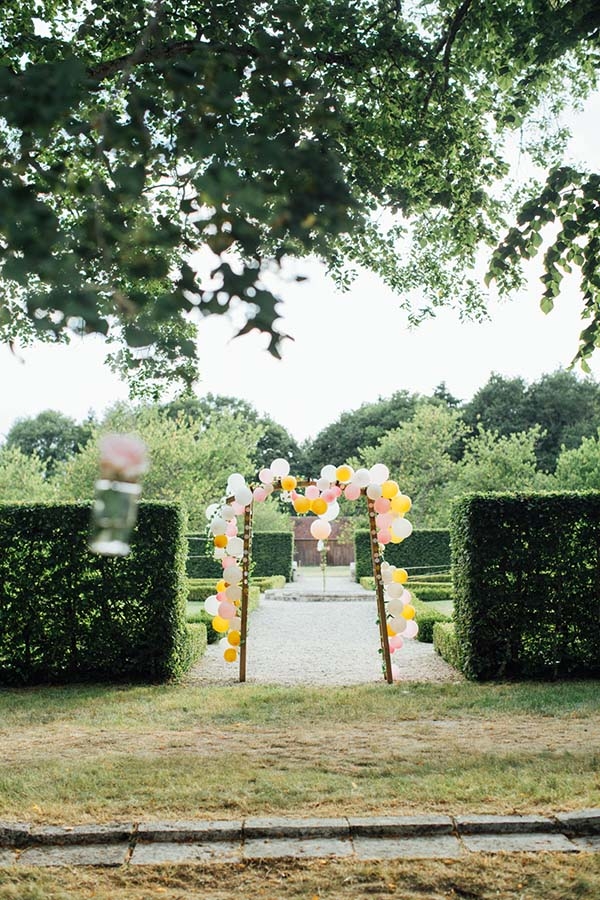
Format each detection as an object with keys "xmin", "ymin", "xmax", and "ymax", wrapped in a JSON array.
[
  {"xmin": 239, "ymin": 501, "xmax": 253, "ymax": 683},
  {"xmin": 367, "ymin": 495, "xmax": 393, "ymax": 684}
]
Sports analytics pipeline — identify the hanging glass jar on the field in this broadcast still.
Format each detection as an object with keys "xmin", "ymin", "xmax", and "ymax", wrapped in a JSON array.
[{"xmin": 89, "ymin": 434, "xmax": 148, "ymax": 557}]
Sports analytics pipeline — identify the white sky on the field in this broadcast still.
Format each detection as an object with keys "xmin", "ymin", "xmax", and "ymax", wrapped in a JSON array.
[{"xmin": 1, "ymin": 92, "xmax": 598, "ymax": 444}]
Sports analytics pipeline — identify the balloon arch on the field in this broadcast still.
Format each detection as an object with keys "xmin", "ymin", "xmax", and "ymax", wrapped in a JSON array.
[{"xmin": 205, "ymin": 459, "xmax": 417, "ymax": 684}]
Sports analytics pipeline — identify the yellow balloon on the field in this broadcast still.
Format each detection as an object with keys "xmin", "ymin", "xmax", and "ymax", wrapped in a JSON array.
[
  {"xmin": 293, "ymin": 496, "xmax": 311, "ymax": 514},
  {"xmin": 390, "ymin": 533, "xmax": 404, "ymax": 544},
  {"xmin": 391, "ymin": 494, "xmax": 412, "ymax": 514},
  {"xmin": 392, "ymin": 568, "xmax": 409, "ymax": 584},
  {"xmin": 216, "ymin": 580, "xmax": 227, "ymax": 594},
  {"xmin": 224, "ymin": 647, "xmax": 237, "ymax": 663},
  {"xmin": 336, "ymin": 465, "xmax": 353, "ymax": 483},
  {"xmin": 381, "ymin": 480, "xmax": 399, "ymax": 500},
  {"xmin": 214, "ymin": 534, "xmax": 227, "ymax": 548},
  {"xmin": 386, "ymin": 622, "xmax": 397, "ymax": 636},
  {"xmin": 228, "ymin": 630, "xmax": 241, "ymax": 646},
  {"xmin": 402, "ymin": 605, "xmax": 416, "ymax": 620},
  {"xmin": 311, "ymin": 497, "xmax": 328, "ymax": 515},
  {"xmin": 212, "ymin": 615, "xmax": 230, "ymax": 634},
  {"xmin": 281, "ymin": 475, "xmax": 297, "ymax": 491}
]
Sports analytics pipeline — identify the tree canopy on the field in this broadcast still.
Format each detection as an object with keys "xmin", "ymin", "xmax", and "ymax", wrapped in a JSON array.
[
  {"xmin": 1, "ymin": 0, "xmax": 598, "ymax": 392},
  {"xmin": 5, "ymin": 409, "xmax": 93, "ymax": 472}
]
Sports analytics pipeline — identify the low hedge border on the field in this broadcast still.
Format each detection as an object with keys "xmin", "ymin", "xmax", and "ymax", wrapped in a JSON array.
[
  {"xmin": 188, "ymin": 579, "xmax": 276, "ymax": 602},
  {"xmin": 433, "ymin": 621, "xmax": 461, "ymax": 670},
  {"xmin": 408, "ymin": 584, "xmax": 453, "ymax": 602},
  {"xmin": 181, "ymin": 623, "xmax": 208, "ymax": 668},
  {"xmin": 411, "ymin": 597, "xmax": 451, "ymax": 643},
  {"xmin": 409, "ymin": 573, "xmax": 452, "ymax": 583}
]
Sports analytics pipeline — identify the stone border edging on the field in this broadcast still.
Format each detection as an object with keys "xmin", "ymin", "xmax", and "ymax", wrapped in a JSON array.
[{"xmin": 1, "ymin": 810, "xmax": 599, "ymax": 850}]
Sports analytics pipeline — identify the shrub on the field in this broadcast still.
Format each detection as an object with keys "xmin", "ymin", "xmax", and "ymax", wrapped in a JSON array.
[
  {"xmin": 251, "ymin": 575, "xmax": 286, "ymax": 590},
  {"xmin": 411, "ymin": 597, "xmax": 451, "ymax": 643},
  {"xmin": 433, "ymin": 622, "xmax": 460, "ymax": 669},
  {"xmin": 187, "ymin": 532, "xmax": 293, "ymax": 579},
  {"xmin": 408, "ymin": 573, "xmax": 452, "ymax": 584},
  {"xmin": 408, "ymin": 584, "xmax": 453, "ymax": 602},
  {"xmin": 354, "ymin": 530, "xmax": 450, "ymax": 579},
  {"xmin": 0, "ymin": 502, "xmax": 191, "ymax": 685},
  {"xmin": 181, "ymin": 623, "xmax": 208, "ymax": 668},
  {"xmin": 451, "ymin": 491, "xmax": 600, "ymax": 680}
]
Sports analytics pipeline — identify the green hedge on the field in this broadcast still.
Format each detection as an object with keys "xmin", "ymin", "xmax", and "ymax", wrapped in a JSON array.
[
  {"xmin": 433, "ymin": 622, "xmax": 461, "ymax": 670},
  {"xmin": 411, "ymin": 597, "xmax": 451, "ymax": 643},
  {"xmin": 354, "ymin": 530, "xmax": 450, "ymax": 579},
  {"xmin": 181, "ymin": 623, "xmax": 208, "ymax": 668},
  {"xmin": 0, "ymin": 502, "xmax": 190, "ymax": 685},
  {"xmin": 188, "ymin": 580, "xmax": 262, "ymax": 603},
  {"xmin": 187, "ymin": 532, "xmax": 293, "ymax": 580},
  {"xmin": 409, "ymin": 573, "xmax": 452, "ymax": 584},
  {"xmin": 408, "ymin": 584, "xmax": 453, "ymax": 602},
  {"xmin": 451, "ymin": 492, "xmax": 600, "ymax": 680}
]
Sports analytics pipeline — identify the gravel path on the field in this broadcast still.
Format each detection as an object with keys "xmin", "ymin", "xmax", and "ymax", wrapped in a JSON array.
[{"xmin": 187, "ymin": 575, "xmax": 461, "ymax": 686}]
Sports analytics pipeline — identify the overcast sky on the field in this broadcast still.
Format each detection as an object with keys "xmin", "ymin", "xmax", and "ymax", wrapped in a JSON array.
[{"xmin": 1, "ymin": 92, "xmax": 598, "ymax": 444}]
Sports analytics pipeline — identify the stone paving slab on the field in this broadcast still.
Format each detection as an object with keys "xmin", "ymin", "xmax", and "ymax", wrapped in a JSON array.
[
  {"xmin": 354, "ymin": 835, "xmax": 463, "ymax": 859},
  {"xmin": 348, "ymin": 815, "xmax": 453, "ymax": 837},
  {"xmin": 243, "ymin": 838, "xmax": 353, "ymax": 859},
  {"xmin": 0, "ymin": 823, "xmax": 30, "ymax": 847},
  {"xmin": 0, "ymin": 849, "xmax": 16, "ymax": 865},
  {"xmin": 137, "ymin": 820, "xmax": 243, "ymax": 842},
  {"xmin": 454, "ymin": 814, "xmax": 557, "ymax": 834},
  {"xmin": 461, "ymin": 833, "xmax": 578, "ymax": 854},
  {"xmin": 570, "ymin": 836, "xmax": 600, "ymax": 851},
  {"xmin": 555, "ymin": 809, "xmax": 600, "ymax": 834},
  {"xmin": 17, "ymin": 844, "xmax": 129, "ymax": 867},
  {"xmin": 29, "ymin": 823, "xmax": 134, "ymax": 845},
  {"xmin": 244, "ymin": 817, "xmax": 349, "ymax": 839},
  {"xmin": 130, "ymin": 841, "xmax": 242, "ymax": 865}
]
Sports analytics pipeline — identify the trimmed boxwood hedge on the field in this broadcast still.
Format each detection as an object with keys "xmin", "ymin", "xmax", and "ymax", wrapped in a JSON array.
[
  {"xmin": 354, "ymin": 530, "xmax": 450, "ymax": 579},
  {"xmin": 451, "ymin": 491, "xmax": 600, "ymax": 680},
  {"xmin": 408, "ymin": 584, "xmax": 453, "ymax": 602},
  {"xmin": 0, "ymin": 502, "xmax": 194, "ymax": 685},
  {"xmin": 433, "ymin": 622, "xmax": 461, "ymax": 670},
  {"xmin": 187, "ymin": 532, "xmax": 294, "ymax": 580}
]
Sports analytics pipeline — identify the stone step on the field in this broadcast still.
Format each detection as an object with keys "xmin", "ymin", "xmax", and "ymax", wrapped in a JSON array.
[{"xmin": 263, "ymin": 589, "xmax": 375, "ymax": 602}]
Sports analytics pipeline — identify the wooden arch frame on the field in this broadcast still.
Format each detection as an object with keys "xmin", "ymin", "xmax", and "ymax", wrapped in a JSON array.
[{"xmin": 235, "ymin": 478, "xmax": 394, "ymax": 684}]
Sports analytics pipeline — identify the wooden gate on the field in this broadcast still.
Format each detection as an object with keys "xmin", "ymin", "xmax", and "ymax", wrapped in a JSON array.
[{"xmin": 293, "ymin": 516, "xmax": 354, "ymax": 567}]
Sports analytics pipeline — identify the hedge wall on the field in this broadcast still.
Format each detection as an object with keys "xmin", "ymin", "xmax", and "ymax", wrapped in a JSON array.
[
  {"xmin": 451, "ymin": 492, "xmax": 600, "ymax": 680},
  {"xmin": 354, "ymin": 530, "xmax": 451, "ymax": 579},
  {"xmin": 0, "ymin": 502, "xmax": 194, "ymax": 685},
  {"xmin": 187, "ymin": 532, "xmax": 294, "ymax": 580}
]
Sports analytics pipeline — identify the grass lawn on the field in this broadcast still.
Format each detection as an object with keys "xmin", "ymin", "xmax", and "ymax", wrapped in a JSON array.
[
  {"xmin": 426, "ymin": 599, "xmax": 454, "ymax": 616},
  {"xmin": 0, "ymin": 680, "xmax": 598, "ymax": 825},
  {"xmin": 1, "ymin": 856, "xmax": 600, "ymax": 899}
]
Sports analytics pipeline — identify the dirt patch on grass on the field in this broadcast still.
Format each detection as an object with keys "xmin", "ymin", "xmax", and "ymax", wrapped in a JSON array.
[{"xmin": 1, "ymin": 715, "xmax": 597, "ymax": 765}]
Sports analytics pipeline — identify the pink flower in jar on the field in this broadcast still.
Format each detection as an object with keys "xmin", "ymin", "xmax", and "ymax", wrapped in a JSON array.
[{"xmin": 99, "ymin": 433, "xmax": 149, "ymax": 483}]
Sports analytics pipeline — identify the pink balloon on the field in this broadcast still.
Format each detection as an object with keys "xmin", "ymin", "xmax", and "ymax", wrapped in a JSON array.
[
  {"xmin": 404, "ymin": 619, "xmax": 419, "ymax": 639},
  {"xmin": 374, "ymin": 497, "xmax": 391, "ymax": 514},
  {"xmin": 290, "ymin": 490, "xmax": 298, "ymax": 501},
  {"xmin": 221, "ymin": 556, "xmax": 236, "ymax": 568},
  {"xmin": 218, "ymin": 601, "xmax": 236, "ymax": 619},
  {"xmin": 344, "ymin": 484, "xmax": 361, "ymax": 501},
  {"xmin": 322, "ymin": 489, "xmax": 337, "ymax": 503},
  {"xmin": 217, "ymin": 591, "xmax": 228, "ymax": 602},
  {"xmin": 331, "ymin": 485, "xmax": 342, "ymax": 498},
  {"xmin": 231, "ymin": 501, "xmax": 245, "ymax": 515},
  {"xmin": 258, "ymin": 468, "xmax": 273, "ymax": 484},
  {"xmin": 253, "ymin": 487, "xmax": 267, "ymax": 502},
  {"xmin": 389, "ymin": 635, "xmax": 404, "ymax": 651},
  {"xmin": 375, "ymin": 512, "xmax": 393, "ymax": 530},
  {"xmin": 305, "ymin": 485, "xmax": 319, "ymax": 500},
  {"xmin": 377, "ymin": 529, "xmax": 391, "ymax": 544},
  {"xmin": 391, "ymin": 663, "xmax": 401, "ymax": 682},
  {"xmin": 226, "ymin": 522, "xmax": 238, "ymax": 536}
]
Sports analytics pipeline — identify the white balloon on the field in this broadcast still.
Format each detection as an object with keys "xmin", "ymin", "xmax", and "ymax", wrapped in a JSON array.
[
  {"xmin": 366, "ymin": 483, "xmax": 382, "ymax": 500},
  {"xmin": 389, "ymin": 615, "xmax": 407, "ymax": 634},
  {"xmin": 382, "ymin": 567, "xmax": 394, "ymax": 584},
  {"xmin": 264, "ymin": 483, "xmax": 274, "ymax": 496},
  {"xmin": 214, "ymin": 547, "xmax": 226, "ymax": 559},
  {"xmin": 223, "ymin": 564, "xmax": 243, "ymax": 584},
  {"xmin": 220, "ymin": 505, "xmax": 236, "ymax": 521},
  {"xmin": 219, "ymin": 636, "xmax": 230, "ymax": 650},
  {"xmin": 353, "ymin": 468, "xmax": 371, "ymax": 488},
  {"xmin": 258, "ymin": 468, "xmax": 274, "ymax": 484},
  {"xmin": 230, "ymin": 616, "xmax": 241, "ymax": 631},
  {"xmin": 320, "ymin": 464, "xmax": 337, "ymax": 481},
  {"xmin": 369, "ymin": 463, "xmax": 390, "ymax": 484},
  {"xmin": 205, "ymin": 502, "xmax": 220, "ymax": 520},
  {"xmin": 204, "ymin": 594, "xmax": 220, "ymax": 616},
  {"xmin": 391, "ymin": 516, "xmax": 413, "ymax": 539},
  {"xmin": 234, "ymin": 485, "xmax": 253, "ymax": 507},
  {"xmin": 316, "ymin": 477, "xmax": 330, "ymax": 492},
  {"xmin": 320, "ymin": 500, "xmax": 340, "ymax": 522},
  {"xmin": 225, "ymin": 584, "xmax": 242, "ymax": 603},
  {"xmin": 385, "ymin": 581, "xmax": 405, "ymax": 600},
  {"xmin": 226, "ymin": 536, "xmax": 244, "ymax": 558},
  {"xmin": 402, "ymin": 590, "xmax": 412, "ymax": 605},
  {"xmin": 271, "ymin": 457, "xmax": 290, "ymax": 477},
  {"xmin": 387, "ymin": 596, "xmax": 405, "ymax": 617},
  {"xmin": 210, "ymin": 517, "xmax": 227, "ymax": 536},
  {"xmin": 227, "ymin": 473, "xmax": 246, "ymax": 493}
]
